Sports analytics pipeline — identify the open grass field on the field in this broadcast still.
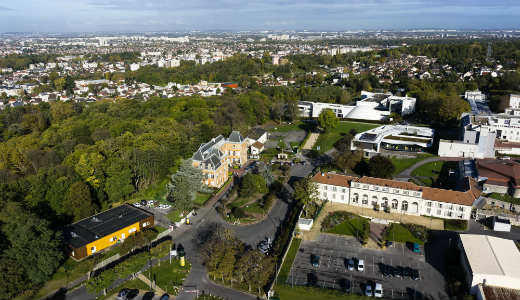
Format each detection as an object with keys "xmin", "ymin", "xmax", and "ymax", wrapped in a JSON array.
[{"xmin": 278, "ymin": 238, "xmax": 302, "ymax": 282}]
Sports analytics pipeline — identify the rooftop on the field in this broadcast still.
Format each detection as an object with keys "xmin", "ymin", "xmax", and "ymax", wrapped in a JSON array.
[
  {"xmin": 460, "ymin": 234, "xmax": 520, "ymax": 278},
  {"xmin": 65, "ymin": 204, "xmax": 152, "ymax": 249}
]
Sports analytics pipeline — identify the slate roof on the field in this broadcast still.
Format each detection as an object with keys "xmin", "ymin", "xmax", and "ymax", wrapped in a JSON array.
[
  {"xmin": 247, "ymin": 128, "xmax": 267, "ymax": 140},
  {"xmin": 65, "ymin": 204, "xmax": 152, "ymax": 249},
  {"xmin": 228, "ymin": 131, "xmax": 244, "ymax": 143}
]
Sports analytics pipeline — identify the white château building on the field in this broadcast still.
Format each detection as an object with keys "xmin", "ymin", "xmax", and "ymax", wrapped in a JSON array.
[{"xmin": 312, "ymin": 172, "xmax": 481, "ymax": 220}]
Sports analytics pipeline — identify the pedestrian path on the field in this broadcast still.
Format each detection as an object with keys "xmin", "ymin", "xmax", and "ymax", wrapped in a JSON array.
[{"xmin": 302, "ymin": 132, "xmax": 319, "ymax": 150}]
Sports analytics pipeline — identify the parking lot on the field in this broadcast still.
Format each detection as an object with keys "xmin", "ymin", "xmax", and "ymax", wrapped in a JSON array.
[{"xmin": 288, "ymin": 234, "xmax": 448, "ymax": 300}]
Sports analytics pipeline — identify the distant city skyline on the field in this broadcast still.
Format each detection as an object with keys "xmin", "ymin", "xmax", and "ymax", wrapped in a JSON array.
[{"xmin": 0, "ymin": 0, "xmax": 519, "ymax": 32}]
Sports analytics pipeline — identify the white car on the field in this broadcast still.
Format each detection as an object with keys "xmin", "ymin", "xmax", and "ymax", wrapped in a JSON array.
[
  {"xmin": 159, "ymin": 204, "xmax": 171, "ymax": 209},
  {"xmin": 374, "ymin": 283, "xmax": 383, "ymax": 298},
  {"xmin": 147, "ymin": 200, "xmax": 156, "ymax": 207},
  {"xmin": 357, "ymin": 259, "xmax": 365, "ymax": 272},
  {"xmin": 365, "ymin": 284, "xmax": 373, "ymax": 297},
  {"xmin": 133, "ymin": 202, "xmax": 141, "ymax": 207}
]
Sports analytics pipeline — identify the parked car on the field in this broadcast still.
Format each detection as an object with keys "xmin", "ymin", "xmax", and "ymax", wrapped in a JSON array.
[
  {"xmin": 140, "ymin": 200, "xmax": 147, "ymax": 206},
  {"xmin": 257, "ymin": 238, "xmax": 272, "ymax": 254},
  {"xmin": 385, "ymin": 241, "xmax": 393, "ymax": 247},
  {"xmin": 357, "ymin": 259, "xmax": 365, "ymax": 272},
  {"xmin": 159, "ymin": 294, "xmax": 170, "ymax": 300},
  {"xmin": 374, "ymin": 283, "xmax": 383, "ymax": 298},
  {"xmin": 411, "ymin": 269, "xmax": 420, "ymax": 280},
  {"xmin": 127, "ymin": 289, "xmax": 139, "ymax": 299},
  {"xmin": 394, "ymin": 266, "xmax": 403, "ymax": 278},
  {"xmin": 117, "ymin": 288, "xmax": 129, "ymax": 300},
  {"xmin": 413, "ymin": 243, "xmax": 421, "ymax": 253},
  {"xmin": 347, "ymin": 258, "xmax": 355, "ymax": 271},
  {"xmin": 141, "ymin": 292, "xmax": 154, "ymax": 300},
  {"xmin": 133, "ymin": 202, "xmax": 141, "ymax": 207},
  {"xmin": 403, "ymin": 267, "xmax": 412, "ymax": 278},
  {"xmin": 365, "ymin": 283, "xmax": 373, "ymax": 297},
  {"xmin": 311, "ymin": 254, "xmax": 320, "ymax": 267}
]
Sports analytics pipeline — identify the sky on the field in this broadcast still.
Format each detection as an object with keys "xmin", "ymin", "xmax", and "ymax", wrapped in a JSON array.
[{"xmin": 0, "ymin": 0, "xmax": 519, "ymax": 32}]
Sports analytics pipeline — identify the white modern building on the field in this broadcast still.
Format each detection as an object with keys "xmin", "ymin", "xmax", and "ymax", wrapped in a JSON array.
[
  {"xmin": 312, "ymin": 172, "xmax": 479, "ymax": 220},
  {"xmin": 465, "ymin": 90, "xmax": 487, "ymax": 102},
  {"xmin": 509, "ymin": 94, "xmax": 520, "ymax": 109},
  {"xmin": 438, "ymin": 114, "xmax": 496, "ymax": 159},
  {"xmin": 298, "ymin": 90, "xmax": 416, "ymax": 121},
  {"xmin": 351, "ymin": 125, "xmax": 434, "ymax": 156},
  {"xmin": 459, "ymin": 234, "xmax": 520, "ymax": 294}
]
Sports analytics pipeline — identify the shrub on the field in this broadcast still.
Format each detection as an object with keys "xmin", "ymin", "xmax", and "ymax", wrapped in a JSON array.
[
  {"xmin": 444, "ymin": 219, "xmax": 468, "ymax": 231},
  {"xmin": 232, "ymin": 207, "xmax": 246, "ymax": 218}
]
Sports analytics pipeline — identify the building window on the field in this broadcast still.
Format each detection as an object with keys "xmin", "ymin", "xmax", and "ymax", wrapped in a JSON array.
[
  {"xmin": 341, "ymin": 195, "xmax": 345, "ymax": 201},
  {"xmin": 437, "ymin": 203, "xmax": 442, "ymax": 208},
  {"xmin": 143, "ymin": 222, "xmax": 149, "ymax": 227},
  {"xmin": 332, "ymin": 186, "xmax": 337, "ymax": 192},
  {"xmin": 427, "ymin": 202, "xmax": 432, "ymax": 207},
  {"xmin": 121, "ymin": 233, "xmax": 126, "ymax": 240},
  {"xmin": 426, "ymin": 208, "xmax": 431, "ymax": 214},
  {"xmin": 391, "ymin": 199, "xmax": 398, "ymax": 209},
  {"xmin": 459, "ymin": 206, "xmax": 465, "ymax": 212},
  {"xmin": 352, "ymin": 193, "xmax": 359, "ymax": 203},
  {"xmin": 342, "ymin": 188, "xmax": 346, "ymax": 193},
  {"xmin": 91, "ymin": 246, "xmax": 96, "ymax": 253},
  {"xmin": 362, "ymin": 195, "xmax": 368, "ymax": 205},
  {"xmin": 322, "ymin": 192, "xmax": 327, "ymax": 198},
  {"xmin": 129, "ymin": 227, "xmax": 136, "ymax": 234},
  {"xmin": 332, "ymin": 194, "xmax": 336, "ymax": 199},
  {"xmin": 401, "ymin": 201, "xmax": 408, "ymax": 212},
  {"xmin": 323, "ymin": 185, "xmax": 328, "ymax": 191},
  {"xmin": 437, "ymin": 209, "xmax": 441, "ymax": 215}
]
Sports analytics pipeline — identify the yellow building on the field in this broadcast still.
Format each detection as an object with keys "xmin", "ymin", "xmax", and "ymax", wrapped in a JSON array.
[
  {"xmin": 65, "ymin": 204, "xmax": 154, "ymax": 260},
  {"xmin": 192, "ymin": 131, "xmax": 247, "ymax": 188}
]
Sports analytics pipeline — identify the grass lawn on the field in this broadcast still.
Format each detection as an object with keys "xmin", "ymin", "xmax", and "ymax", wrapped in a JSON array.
[
  {"xmin": 391, "ymin": 154, "xmax": 435, "ymax": 176},
  {"xmin": 155, "ymin": 225, "xmax": 168, "ymax": 234},
  {"xmin": 148, "ymin": 258, "xmax": 191, "ymax": 295},
  {"xmin": 314, "ymin": 121, "xmax": 379, "ymax": 153},
  {"xmin": 384, "ymin": 223, "xmax": 424, "ymax": 245},
  {"xmin": 167, "ymin": 209, "xmax": 184, "ymax": 223},
  {"xmin": 274, "ymin": 284, "xmax": 372, "ymax": 300},
  {"xmin": 278, "ymin": 238, "xmax": 301, "ymax": 282},
  {"xmin": 270, "ymin": 121, "xmax": 305, "ymax": 132},
  {"xmin": 411, "ymin": 161, "xmax": 444, "ymax": 178},
  {"xmin": 193, "ymin": 192, "xmax": 212, "ymax": 206},
  {"xmin": 325, "ymin": 216, "xmax": 369, "ymax": 237}
]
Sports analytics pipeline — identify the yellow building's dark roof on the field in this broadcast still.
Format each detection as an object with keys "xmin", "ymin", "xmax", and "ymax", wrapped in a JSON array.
[{"xmin": 65, "ymin": 204, "xmax": 152, "ymax": 249}]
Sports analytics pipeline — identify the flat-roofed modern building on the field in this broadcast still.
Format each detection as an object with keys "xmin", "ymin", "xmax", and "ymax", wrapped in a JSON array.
[
  {"xmin": 458, "ymin": 234, "xmax": 520, "ymax": 294},
  {"xmin": 351, "ymin": 125, "xmax": 434, "ymax": 157},
  {"xmin": 65, "ymin": 204, "xmax": 154, "ymax": 260}
]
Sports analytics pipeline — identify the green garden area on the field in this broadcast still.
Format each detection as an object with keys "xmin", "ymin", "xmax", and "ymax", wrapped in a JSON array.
[
  {"xmin": 383, "ymin": 223, "xmax": 428, "ymax": 245},
  {"xmin": 314, "ymin": 121, "xmax": 379, "ymax": 153},
  {"xmin": 411, "ymin": 160, "xmax": 444, "ymax": 186},
  {"xmin": 277, "ymin": 238, "xmax": 301, "ymax": 283},
  {"xmin": 147, "ymin": 258, "xmax": 192, "ymax": 295},
  {"xmin": 321, "ymin": 211, "xmax": 369, "ymax": 242},
  {"xmin": 486, "ymin": 192, "xmax": 520, "ymax": 205}
]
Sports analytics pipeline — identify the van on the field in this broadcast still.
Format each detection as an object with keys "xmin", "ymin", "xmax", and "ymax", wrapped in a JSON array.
[{"xmin": 374, "ymin": 283, "xmax": 383, "ymax": 298}]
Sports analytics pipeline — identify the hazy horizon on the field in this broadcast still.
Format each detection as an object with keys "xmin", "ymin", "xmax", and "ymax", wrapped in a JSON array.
[{"xmin": 0, "ymin": 0, "xmax": 519, "ymax": 32}]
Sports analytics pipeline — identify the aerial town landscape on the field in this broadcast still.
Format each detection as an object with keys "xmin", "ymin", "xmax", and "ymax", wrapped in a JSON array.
[{"xmin": 1, "ymin": 1, "xmax": 520, "ymax": 300}]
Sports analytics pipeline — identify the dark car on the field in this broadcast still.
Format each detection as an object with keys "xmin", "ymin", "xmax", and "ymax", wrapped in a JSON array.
[
  {"xmin": 140, "ymin": 200, "xmax": 147, "ymax": 206},
  {"xmin": 394, "ymin": 266, "xmax": 404, "ymax": 278},
  {"xmin": 127, "ymin": 289, "xmax": 139, "ymax": 299},
  {"xmin": 117, "ymin": 288, "xmax": 130, "ymax": 300},
  {"xmin": 159, "ymin": 294, "xmax": 170, "ymax": 300},
  {"xmin": 141, "ymin": 292, "xmax": 154, "ymax": 300},
  {"xmin": 411, "ymin": 269, "xmax": 420, "ymax": 280},
  {"xmin": 311, "ymin": 254, "xmax": 320, "ymax": 267},
  {"xmin": 403, "ymin": 267, "xmax": 412, "ymax": 278}
]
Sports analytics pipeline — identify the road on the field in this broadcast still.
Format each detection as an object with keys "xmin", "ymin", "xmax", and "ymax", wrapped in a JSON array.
[{"xmin": 59, "ymin": 184, "xmax": 300, "ymax": 300}]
